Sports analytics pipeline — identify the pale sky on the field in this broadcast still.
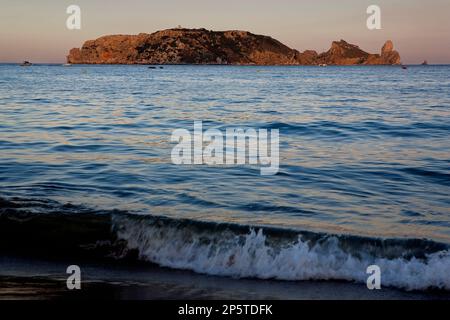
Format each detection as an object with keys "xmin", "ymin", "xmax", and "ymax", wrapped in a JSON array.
[{"xmin": 1, "ymin": 0, "xmax": 449, "ymax": 63}]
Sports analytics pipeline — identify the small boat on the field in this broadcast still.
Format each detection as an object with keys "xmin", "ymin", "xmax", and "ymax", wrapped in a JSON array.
[
  {"xmin": 63, "ymin": 63, "xmax": 72, "ymax": 67},
  {"xmin": 401, "ymin": 65, "xmax": 408, "ymax": 70},
  {"xmin": 20, "ymin": 61, "xmax": 33, "ymax": 67},
  {"xmin": 148, "ymin": 66, "xmax": 157, "ymax": 69},
  {"xmin": 319, "ymin": 64, "xmax": 327, "ymax": 67},
  {"xmin": 421, "ymin": 60, "xmax": 428, "ymax": 65}
]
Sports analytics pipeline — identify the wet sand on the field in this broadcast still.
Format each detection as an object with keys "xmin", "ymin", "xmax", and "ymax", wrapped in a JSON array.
[{"xmin": 1, "ymin": 255, "xmax": 449, "ymax": 300}]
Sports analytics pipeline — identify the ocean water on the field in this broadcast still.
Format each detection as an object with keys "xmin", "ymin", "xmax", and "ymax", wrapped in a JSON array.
[{"xmin": 1, "ymin": 64, "xmax": 450, "ymax": 291}]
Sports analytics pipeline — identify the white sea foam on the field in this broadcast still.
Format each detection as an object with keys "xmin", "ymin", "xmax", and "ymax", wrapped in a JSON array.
[{"xmin": 114, "ymin": 215, "xmax": 450, "ymax": 291}]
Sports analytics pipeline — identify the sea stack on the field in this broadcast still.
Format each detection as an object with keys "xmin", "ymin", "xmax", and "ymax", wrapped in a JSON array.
[{"xmin": 380, "ymin": 40, "xmax": 401, "ymax": 65}]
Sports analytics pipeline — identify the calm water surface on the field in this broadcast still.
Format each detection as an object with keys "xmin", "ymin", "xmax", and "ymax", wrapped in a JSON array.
[{"xmin": 1, "ymin": 64, "xmax": 449, "ymax": 242}]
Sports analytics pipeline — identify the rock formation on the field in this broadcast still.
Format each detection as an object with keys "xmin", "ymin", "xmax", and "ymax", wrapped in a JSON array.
[
  {"xmin": 67, "ymin": 28, "xmax": 401, "ymax": 65},
  {"xmin": 314, "ymin": 39, "xmax": 400, "ymax": 65}
]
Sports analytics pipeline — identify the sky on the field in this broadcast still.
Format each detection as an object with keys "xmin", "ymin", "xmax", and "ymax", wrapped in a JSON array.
[{"xmin": 0, "ymin": 0, "xmax": 449, "ymax": 64}]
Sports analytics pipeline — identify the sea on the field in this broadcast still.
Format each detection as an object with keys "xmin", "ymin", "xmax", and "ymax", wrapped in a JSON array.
[{"xmin": 0, "ymin": 64, "xmax": 449, "ymax": 297}]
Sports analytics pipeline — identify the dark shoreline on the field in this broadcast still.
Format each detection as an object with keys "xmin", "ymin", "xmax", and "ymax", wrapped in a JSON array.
[{"xmin": 1, "ymin": 255, "xmax": 450, "ymax": 300}]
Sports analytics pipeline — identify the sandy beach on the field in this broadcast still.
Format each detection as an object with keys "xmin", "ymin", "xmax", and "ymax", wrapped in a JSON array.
[{"xmin": 2, "ymin": 255, "xmax": 450, "ymax": 300}]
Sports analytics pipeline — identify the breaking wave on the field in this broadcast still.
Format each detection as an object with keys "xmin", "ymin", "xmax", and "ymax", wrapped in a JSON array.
[
  {"xmin": 114, "ymin": 215, "xmax": 450, "ymax": 291},
  {"xmin": 1, "ymin": 197, "xmax": 449, "ymax": 291}
]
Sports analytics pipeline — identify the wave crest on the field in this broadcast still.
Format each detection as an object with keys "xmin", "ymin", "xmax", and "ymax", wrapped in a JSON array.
[{"xmin": 113, "ymin": 215, "xmax": 450, "ymax": 291}]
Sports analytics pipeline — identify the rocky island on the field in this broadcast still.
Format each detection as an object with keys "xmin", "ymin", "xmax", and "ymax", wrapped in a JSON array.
[{"xmin": 67, "ymin": 28, "xmax": 401, "ymax": 65}]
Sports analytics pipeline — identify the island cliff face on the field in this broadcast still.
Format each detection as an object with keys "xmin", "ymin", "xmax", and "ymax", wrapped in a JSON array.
[{"xmin": 67, "ymin": 28, "xmax": 401, "ymax": 65}]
